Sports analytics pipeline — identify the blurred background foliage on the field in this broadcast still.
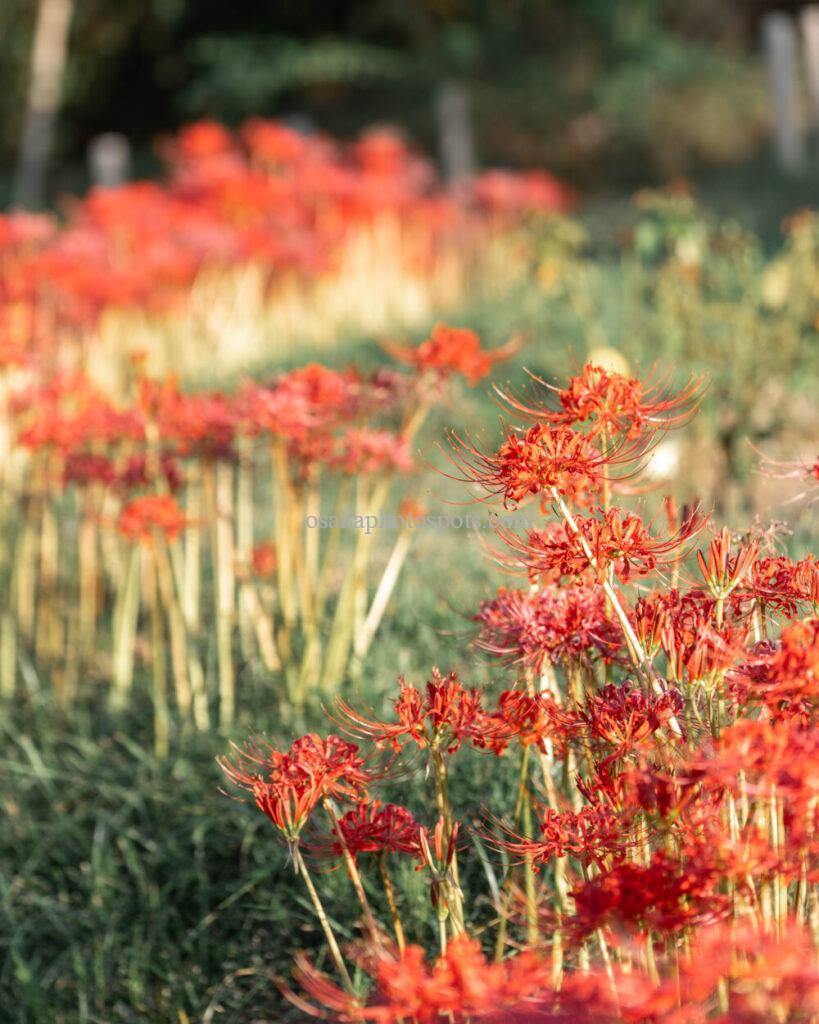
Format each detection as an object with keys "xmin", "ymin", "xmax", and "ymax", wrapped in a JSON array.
[{"xmin": 0, "ymin": 0, "xmax": 805, "ymax": 196}]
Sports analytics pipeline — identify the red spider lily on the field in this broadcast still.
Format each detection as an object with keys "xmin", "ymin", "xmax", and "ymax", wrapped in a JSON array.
[
  {"xmin": 235, "ymin": 364, "xmax": 360, "ymax": 443},
  {"xmin": 384, "ymin": 324, "xmax": 518, "ymax": 386},
  {"xmin": 315, "ymin": 801, "xmax": 422, "ymax": 861},
  {"xmin": 665, "ymin": 617, "xmax": 749, "ymax": 684},
  {"xmin": 448, "ymin": 423, "xmax": 610, "ymax": 509},
  {"xmin": 489, "ymin": 521, "xmax": 595, "ymax": 586},
  {"xmin": 764, "ymin": 615, "xmax": 819, "ymax": 687},
  {"xmin": 360, "ymin": 368, "xmax": 412, "ymax": 413},
  {"xmin": 730, "ymin": 618, "xmax": 819, "ymax": 719},
  {"xmin": 731, "ymin": 554, "xmax": 819, "ymax": 618},
  {"xmin": 686, "ymin": 718, "xmax": 819, "ymax": 834},
  {"xmin": 785, "ymin": 556, "xmax": 819, "ymax": 612},
  {"xmin": 631, "ymin": 589, "xmax": 691, "ymax": 659},
  {"xmin": 570, "ymin": 844, "xmax": 728, "ymax": 940},
  {"xmin": 280, "ymin": 364, "xmax": 362, "ymax": 420},
  {"xmin": 633, "ymin": 588, "xmax": 749, "ymax": 682},
  {"xmin": 117, "ymin": 452, "xmax": 184, "ymax": 494},
  {"xmin": 117, "ymin": 494, "xmax": 189, "ymax": 544},
  {"xmin": 593, "ymin": 757, "xmax": 702, "ymax": 821},
  {"xmin": 756, "ymin": 449, "xmax": 819, "ymax": 482},
  {"xmin": 355, "ymin": 126, "xmax": 431, "ymax": 183},
  {"xmin": 241, "ymin": 117, "xmax": 309, "ymax": 166},
  {"xmin": 270, "ymin": 733, "xmax": 374, "ymax": 802},
  {"xmin": 398, "ymin": 497, "xmax": 426, "ymax": 522},
  {"xmin": 418, "ymin": 816, "xmax": 460, "ymax": 876},
  {"xmin": 696, "ymin": 527, "xmax": 759, "ymax": 601},
  {"xmin": 334, "ymin": 429, "xmax": 413, "ymax": 475},
  {"xmin": 292, "ymin": 934, "xmax": 559, "ymax": 1023},
  {"xmin": 336, "ymin": 669, "xmax": 485, "ymax": 754},
  {"xmin": 62, "ymin": 451, "xmax": 116, "ymax": 488},
  {"xmin": 292, "ymin": 924, "xmax": 819, "ymax": 1023},
  {"xmin": 685, "ymin": 813, "xmax": 808, "ymax": 887},
  {"xmin": 495, "ymin": 363, "xmax": 704, "ymax": 441},
  {"xmin": 174, "ymin": 119, "xmax": 235, "ymax": 160},
  {"xmin": 632, "ymin": 588, "xmax": 714, "ymax": 658},
  {"xmin": 218, "ymin": 733, "xmax": 372, "ymax": 844},
  {"xmin": 0, "ymin": 209, "xmax": 56, "ymax": 249},
  {"xmin": 477, "ymin": 689, "xmax": 580, "ymax": 756},
  {"xmin": 251, "ymin": 540, "xmax": 278, "ymax": 577},
  {"xmin": 151, "ymin": 384, "xmax": 236, "ymax": 460},
  {"xmin": 15, "ymin": 373, "xmax": 144, "ymax": 452},
  {"xmin": 733, "ymin": 554, "xmax": 801, "ymax": 615},
  {"xmin": 496, "ymin": 507, "xmax": 703, "ymax": 585},
  {"xmin": 486, "ymin": 802, "xmax": 624, "ymax": 870},
  {"xmin": 474, "ymin": 584, "xmax": 622, "ymax": 672},
  {"xmin": 694, "ymin": 922, "xmax": 819, "ymax": 1024},
  {"xmin": 473, "ymin": 168, "xmax": 575, "ymax": 215},
  {"xmin": 4, "ymin": 116, "xmax": 535, "ymax": 345},
  {"xmin": 581, "ymin": 683, "xmax": 685, "ymax": 765}
]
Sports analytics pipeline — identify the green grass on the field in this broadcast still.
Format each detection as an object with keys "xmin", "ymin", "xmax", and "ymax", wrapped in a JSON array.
[
  {"xmin": 0, "ymin": 386, "xmax": 515, "ymax": 1022},
  {"xmin": 0, "ymin": 601, "xmax": 515, "ymax": 1023}
]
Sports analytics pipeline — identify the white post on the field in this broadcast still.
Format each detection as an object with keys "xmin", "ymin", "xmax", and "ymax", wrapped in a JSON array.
[
  {"xmin": 762, "ymin": 12, "xmax": 806, "ymax": 175},
  {"xmin": 801, "ymin": 6, "xmax": 819, "ymax": 137},
  {"xmin": 87, "ymin": 133, "xmax": 131, "ymax": 188},
  {"xmin": 435, "ymin": 80, "xmax": 475, "ymax": 194},
  {"xmin": 12, "ymin": 0, "xmax": 74, "ymax": 207}
]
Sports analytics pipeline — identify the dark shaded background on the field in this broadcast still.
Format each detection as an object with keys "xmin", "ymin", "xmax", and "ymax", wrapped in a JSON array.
[{"xmin": 2, "ymin": 0, "xmax": 816, "ymax": 199}]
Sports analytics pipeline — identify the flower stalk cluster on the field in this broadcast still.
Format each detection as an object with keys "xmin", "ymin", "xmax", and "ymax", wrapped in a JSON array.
[
  {"xmin": 0, "ymin": 327, "xmax": 511, "ymax": 748},
  {"xmin": 221, "ymin": 361, "xmax": 819, "ymax": 1021}
]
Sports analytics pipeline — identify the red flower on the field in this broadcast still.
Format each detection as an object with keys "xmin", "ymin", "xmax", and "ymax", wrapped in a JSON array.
[
  {"xmin": 16, "ymin": 373, "xmax": 144, "ymax": 452},
  {"xmin": 449, "ymin": 423, "xmax": 608, "ymax": 509},
  {"xmin": 159, "ymin": 390, "xmax": 235, "ymax": 460},
  {"xmin": 235, "ymin": 364, "xmax": 360, "ymax": 455},
  {"xmin": 473, "ymin": 168, "xmax": 574, "ymax": 215},
  {"xmin": 241, "ymin": 118, "xmax": 308, "ymax": 166},
  {"xmin": 251, "ymin": 541, "xmax": 278, "ymax": 577},
  {"xmin": 334, "ymin": 429, "xmax": 413, "ymax": 475},
  {"xmin": 118, "ymin": 452, "xmax": 184, "ymax": 495},
  {"xmin": 570, "ymin": 845, "xmax": 728, "ymax": 939},
  {"xmin": 173, "ymin": 120, "xmax": 234, "ymax": 159},
  {"xmin": 337, "ymin": 669, "xmax": 485, "ymax": 754},
  {"xmin": 734, "ymin": 555, "xmax": 802, "ymax": 616},
  {"xmin": 497, "ymin": 363, "xmax": 703, "ymax": 440},
  {"xmin": 218, "ymin": 733, "xmax": 372, "ymax": 843},
  {"xmin": 730, "ymin": 618, "xmax": 819, "ymax": 720},
  {"xmin": 479, "ymin": 689, "xmax": 580, "ymax": 756},
  {"xmin": 696, "ymin": 527, "xmax": 758, "ymax": 600},
  {"xmin": 582, "ymin": 683, "xmax": 684, "ymax": 765},
  {"xmin": 497, "ymin": 507, "xmax": 702, "ymax": 585},
  {"xmin": 384, "ymin": 324, "xmax": 517, "ymax": 386},
  {"xmin": 486, "ymin": 802, "xmax": 623, "ymax": 869},
  {"xmin": 474, "ymin": 584, "xmax": 621, "ymax": 671},
  {"xmin": 62, "ymin": 451, "xmax": 116, "ymax": 487},
  {"xmin": 293, "ymin": 934, "xmax": 558, "ymax": 1023},
  {"xmin": 325, "ymin": 801, "xmax": 422, "ymax": 860},
  {"xmin": 630, "ymin": 587, "xmax": 748, "ymax": 683},
  {"xmin": 289, "ymin": 898, "xmax": 819, "ymax": 1023},
  {"xmin": 686, "ymin": 718, "xmax": 819, "ymax": 839},
  {"xmin": 668, "ymin": 617, "xmax": 747, "ymax": 685},
  {"xmin": 117, "ymin": 494, "xmax": 188, "ymax": 544}
]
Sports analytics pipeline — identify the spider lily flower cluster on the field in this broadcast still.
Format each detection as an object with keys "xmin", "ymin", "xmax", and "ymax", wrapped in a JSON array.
[
  {"xmin": 0, "ymin": 119, "xmax": 568, "ymax": 386},
  {"xmin": 223, "ymin": 361, "xmax": 819, "ymax": 1022},
  {"xmin": 0, "ymin": 325, "xmax": 511, "ymax": 748}
]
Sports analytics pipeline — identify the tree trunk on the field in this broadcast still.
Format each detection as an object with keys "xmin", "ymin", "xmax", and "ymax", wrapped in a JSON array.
[{"xmin": 13, "ymin": 0, "xmax": 74, "ymax": 208}]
